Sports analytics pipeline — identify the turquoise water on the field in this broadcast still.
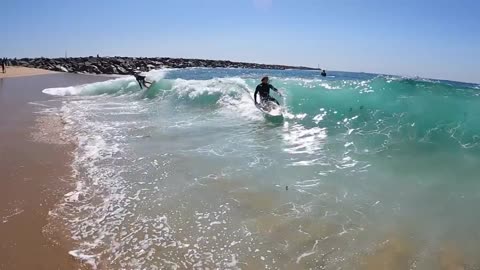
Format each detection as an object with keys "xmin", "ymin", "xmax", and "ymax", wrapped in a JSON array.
[{"xmin": 43, "ymin": 69, "xmax": 480, "ymax": 269}]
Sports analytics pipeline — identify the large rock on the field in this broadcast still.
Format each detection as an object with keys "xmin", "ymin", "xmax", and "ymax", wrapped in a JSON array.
[
  {"xmin": 102, "ymin": 65, "xmax": 118, "ymax": 74},
  {"xmin": 116, "ymin": 66, "xmax": 129, "ymax": 75},
  {"xmin": 84, "ymin": 64, "xmax": 101, "ymax": 74},
  {"xmin": 54, "ymin": 65, "xmax": 69, "ymax": 72}
]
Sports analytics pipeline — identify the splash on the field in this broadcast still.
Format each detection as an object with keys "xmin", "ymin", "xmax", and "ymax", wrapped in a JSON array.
[{"xmin": 43, "ymin": 69, "xmax": 168, "ymax": 96}]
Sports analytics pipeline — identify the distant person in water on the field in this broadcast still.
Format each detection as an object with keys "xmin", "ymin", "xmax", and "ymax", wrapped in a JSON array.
[
  {"xmin": 321, "ymin": 69, "xmax": 327, "ymax": 77},
  {"xmin": 254, "ymin": 76, "xmax": 281, "ymax": 105},
  {"xmin": 1, "ymin": 59, "xmax": 5, "ymax": 73},
  {"xmin": 133, "ymin": 71, "xmax": 150, "ymax": 89}
]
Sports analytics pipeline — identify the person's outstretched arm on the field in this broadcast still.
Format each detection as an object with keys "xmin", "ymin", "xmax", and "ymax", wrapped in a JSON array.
[
  {"xmin": 254, "ymin": 85, "xmax": 260, "ymax": 104},
  {"xmin": 270, "ymin": 84, "xmax": 281, "ymax": 96}
]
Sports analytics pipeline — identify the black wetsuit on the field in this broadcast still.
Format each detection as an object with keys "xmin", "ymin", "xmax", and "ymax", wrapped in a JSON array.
[
  {"xmin": 254, "ymin": 83, "xmax": 279, "ymax": 105},
  {"xmin": 134, "ymin": 73, "xmax": 147, "ymax": 89}
]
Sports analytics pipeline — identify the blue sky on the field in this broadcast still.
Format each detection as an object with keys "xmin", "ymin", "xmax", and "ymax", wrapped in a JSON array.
[{"xmin": 2, "ymin": 0, "xmax": 479, "ymax": 83}]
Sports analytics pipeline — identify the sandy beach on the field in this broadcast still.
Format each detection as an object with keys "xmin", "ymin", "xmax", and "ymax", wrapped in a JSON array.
[
  {"xmin": 0, "ymin": 66, "xmax": 54, "ymax": 79},
  {"xmin": 0, "ymin": 73, "xmax": 111, "ymax": 270}
]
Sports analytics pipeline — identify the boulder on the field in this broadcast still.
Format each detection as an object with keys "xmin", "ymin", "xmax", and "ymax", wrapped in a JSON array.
[
  {"xmin": 85, "ymin": 64, "xmax": 101, "ymax": 74},
  {"xmin": 116, "ymin": 66, "xmax": 129, "ymax": 74},
  {"xmin": 54, "ymin": 65, "xmax": 69, "ymax": 72},
  {"xmin": 103, "ymin": 65, "xmax": 118, "ymax": 74}
]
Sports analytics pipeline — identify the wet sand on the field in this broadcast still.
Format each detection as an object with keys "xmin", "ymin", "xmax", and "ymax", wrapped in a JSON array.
[
  {"xmin": 0, "ymin": 66, "xmax": 54, "ymax": 79},
  {"xmin": 0, "ymin": 74, "xmax": 111, "ymax": 270}
]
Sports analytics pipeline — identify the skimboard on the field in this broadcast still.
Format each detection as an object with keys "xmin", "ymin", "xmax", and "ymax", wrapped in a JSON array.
[
  {"xmin": 239, "ymin": 85, "xmax": 284, "ymax": 119},
  {"xmin": 144, "ymin": 80, "xmax": 155, "ymax": 89},
  {"xmin": 256, "ymin": 100, "xmax": 284, "ymax": 119}
]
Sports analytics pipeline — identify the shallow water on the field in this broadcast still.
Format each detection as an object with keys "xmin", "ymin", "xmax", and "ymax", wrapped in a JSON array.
[{"xmin": 42, "ymin": 68, "xmax": 480, "ymax": 269}]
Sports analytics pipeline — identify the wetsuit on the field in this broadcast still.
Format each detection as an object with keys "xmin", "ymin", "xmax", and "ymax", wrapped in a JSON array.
[
  {"xmin": 134, "ymin": 73, "xmax": 147, "ymax": 89},
  {"xmin": 254, "ymin": 83, "xmax": 280, "ymax": 105}
]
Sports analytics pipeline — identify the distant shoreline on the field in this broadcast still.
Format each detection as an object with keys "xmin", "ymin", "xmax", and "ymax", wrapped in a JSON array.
[{"xmin": 10, "ymin": 56, "xmax": 320, "ymax": 76}]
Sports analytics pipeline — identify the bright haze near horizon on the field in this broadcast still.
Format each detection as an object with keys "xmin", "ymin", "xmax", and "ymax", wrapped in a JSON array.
[{"xmin": 2, "ymin": 0, "xmax": 479, "ymax": 83}]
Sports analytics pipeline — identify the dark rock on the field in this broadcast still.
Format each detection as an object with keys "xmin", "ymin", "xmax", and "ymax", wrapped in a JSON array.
[
  {"xmin": 54, "ymin": 65, "xmax": 69, "ymax": 72},
  {"xmin": 83, "ymin": 64, "xmax": 101, "ymax": 74},
  {"xmin": 11, "ymin": 56, "xmax": 318, "ymax": 75},
  {"xmin": 102, "ymin": 65, "xmax": 118, "ymax": 74},
  {"xmin": 116, "ymin": 66, "xmax": 129, "ymax": 74}
]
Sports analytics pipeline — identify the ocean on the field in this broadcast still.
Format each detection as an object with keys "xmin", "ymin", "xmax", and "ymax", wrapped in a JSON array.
[{"xmin": 41, "ymin": 68, "xmax": 480, "ymax": 269}]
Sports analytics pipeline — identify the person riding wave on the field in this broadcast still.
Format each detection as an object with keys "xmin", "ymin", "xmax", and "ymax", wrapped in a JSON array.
[
  {"xmin": 133, "ymin": 71, "xmax": 151, "ymax": 89},
  {"xmin": 254, "ymin": 76, "xmax": 281, "ymax": 106}
]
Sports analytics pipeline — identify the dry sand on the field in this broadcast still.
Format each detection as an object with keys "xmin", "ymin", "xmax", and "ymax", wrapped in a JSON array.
[{"xmin": 0, "ymin": 66, "xmax": 54, "ymax": 79}]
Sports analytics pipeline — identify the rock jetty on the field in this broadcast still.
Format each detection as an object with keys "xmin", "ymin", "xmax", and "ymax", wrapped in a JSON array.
[{"xmin": 10, "ymin": 56, "xmax": 317, "ymax": 75}]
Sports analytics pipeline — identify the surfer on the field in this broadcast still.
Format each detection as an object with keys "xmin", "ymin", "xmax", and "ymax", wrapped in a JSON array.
[
  {"xmin": 321, "ymin": 69, "xmax": 327, "ymax": 77},
  {"xmin": 254, "ymin": 76, "xmax": 281, "ymax": 105},
  {"xmin": 133, "ymin": 71, "xmax": 150, "ymax": 89}
]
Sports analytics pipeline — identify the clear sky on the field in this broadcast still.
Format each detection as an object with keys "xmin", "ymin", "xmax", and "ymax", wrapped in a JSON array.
[{"xmin": 2, "ymin": 0, "xmax": 479, "ymax": 83}]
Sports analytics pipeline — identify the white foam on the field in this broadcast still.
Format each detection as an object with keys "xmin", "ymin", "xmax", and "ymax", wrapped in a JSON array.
[
  {"xmin": 2, "ymin": 208, "xmax": 24, "ymax": 224},
  {"xmin": 45, "ymin": 97, "xmax": 149, "ymax": 269},
  {"xmin": 43, "ymin": 77, "xmax": 134, "ymax": 96},
  {"xmin": 170, "ymin": 77, "xmax": 247, "ymax": 98},
  {"xmin": 48, "ymin": 94, "xmax": 251, "ymax": 269},
  {"xmin": 170, "ymin": 77, "xmax": 263, "ymax": 121},
  {"xmin": 224, "ymin": 254, "xmax": 239, "ymax": 268},
  {"xmin": 42, "ymin": 69, "xmax": 168, "ymax": 96},
  {"xmin": 68, "ymin": 250, "xmax": 98, "ymax": 269}
]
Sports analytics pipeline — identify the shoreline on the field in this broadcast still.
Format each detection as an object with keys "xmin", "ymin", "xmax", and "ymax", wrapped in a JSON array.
[{"xmin": 0, "ymin": 73, "xmax": 112, "ymax": 270}]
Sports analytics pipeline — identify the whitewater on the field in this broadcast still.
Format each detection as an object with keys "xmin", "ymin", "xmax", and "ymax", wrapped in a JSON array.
[{"xmin": 41, "ymin": 68, "xmax": 480, "ymax": 269}]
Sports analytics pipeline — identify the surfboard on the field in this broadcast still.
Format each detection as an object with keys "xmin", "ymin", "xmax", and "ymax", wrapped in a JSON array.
[
  {"xmin": 256, "ymin": 100, "xmax": 284, "ymax": 118},
  {"xmin": 144, "ymin": 80, "xmax": 154, "ymax": 89}
]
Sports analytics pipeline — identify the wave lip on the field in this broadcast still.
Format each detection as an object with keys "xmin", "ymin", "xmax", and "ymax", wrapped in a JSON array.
[{"xmin": 42, "ymin": 69, "xmax": 168, "ymax": 96}]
